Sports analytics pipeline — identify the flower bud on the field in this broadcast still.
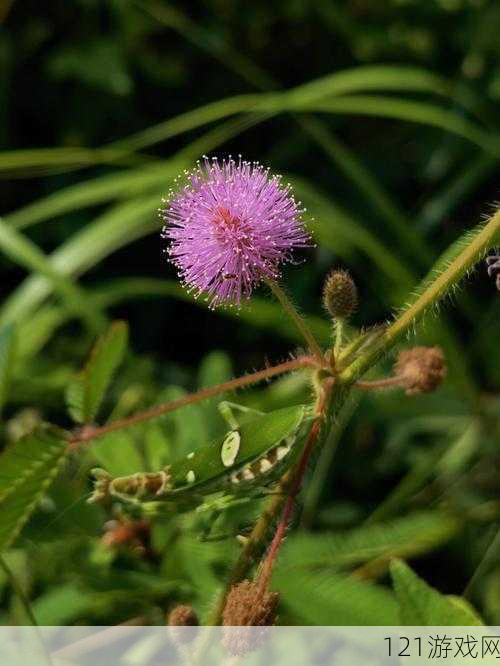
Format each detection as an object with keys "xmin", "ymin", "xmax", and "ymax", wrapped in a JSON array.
[
  {"xmin": 395, "ymin": 346, "xmax": 446, "ymax": 395},
  {"xmin": 322, "ymin": 269, "xmax": 357, "ymax": 319}
]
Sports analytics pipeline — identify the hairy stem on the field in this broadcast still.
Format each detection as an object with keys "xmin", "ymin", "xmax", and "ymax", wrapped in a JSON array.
[
  {"xmin": 355, "ymin": 375, "xmax": 407, "ymax": 391},
  {"xmin": 339, "ymin": 208, "xmax": 500, "ymax": 385},
  {"xmin": 69, "ymin": 355, "xmax": 316, "ymax": 447},
  {"xmin": 334, "ymin": 319, "xmax": 344, "ymax": 357},
  {"xmin": 265, "ymin": 279, "xmax": 325, "ymax": 364}
]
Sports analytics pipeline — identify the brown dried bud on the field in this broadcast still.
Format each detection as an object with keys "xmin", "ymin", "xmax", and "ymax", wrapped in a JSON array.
[
  {"xmin": 395, "ymin": 346, "xmax": 447, "ymax": 395},
  {"xmin": 167, "ymin": 604, "xmax": 199, "ymax": 627},
  {"xmin": 168, "ymin": 604, "xmax": 198, "ymax": 646},
  {"xmin": 101, "ymin": 518, "xmax": 150, "ymax": 551},
  {"xmin": 222, "ymin": 580, "xmax": 279, "ymax": 655},
  {"xmin": 322, "ymin": 269, "xmax": 358, "ymax": 319}
]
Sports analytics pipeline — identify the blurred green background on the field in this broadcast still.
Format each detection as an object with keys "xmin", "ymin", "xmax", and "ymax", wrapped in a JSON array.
[{"xmin": 0, "ymin": 0, "xmax": 498, "ymax": 626}]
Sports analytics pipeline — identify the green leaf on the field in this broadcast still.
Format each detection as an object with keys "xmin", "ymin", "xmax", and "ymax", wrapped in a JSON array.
[
  {"xmin": 197, "ymin": 351, "xmax": 233, "ymax": 389},
  {"xmin": 287, "ymin": 65, "xmax": 451, "ymax": 105},
  {"xmin": 32, "ymin": 583, "xmax": 97, "ymax": 625},
  {"xmin": 90, "ymin": 430, "xmax": 144, "ymax": 477},
  {"xmin": 0, "ymin": 427, "xmax": 68, "ymax": 552},
  {"xmin": 66, "ymin": 321, "xmax": 129, "ymax": 424},
  {"xmin": 197, "ymin": 351, "xmax": 234, "ymax": 438},
  {"xmin": 273, "ymin": 568, "xmax": 399, "ymax": 625},
  {"xmin": 157, "ymin": 385, "xmax": 208, "ymax": 460},
  {"xmin": 0, "ymin": 195, "xmax": 160, "ymax": 327},
  {"xmin": 5, "ymin": 161, "xmax": 178, "ymax": 231},
  {"xmin": 278, "ymin": 512, "xmax": 459, "ymax": 572},
  {"xmin": 143, "ymin": 423, "xmax": 173, "ymax": 471},
  {"xmin": 390, "ymin": 559, "xmax": 483, "ymax": 625},
  {"xmin": 0, "ymin": 217, "xmax": 106, "ymax": 332},
  {"xmin": 298, "ymin": 95, "xmax": 498, "ymax": 155},
  {"xmin": 15, "ymin": 307, "xmax": 65, "ymax": 360},
  {"xmin": 367, "ymin": 443, "xmax": 450, "ymax": 523},
  {"xmin": 0, "ymin": 325, "xmax": 16, "ymax": 415},
  {"xmin": 0, "ymin": 146, "xmax": 145, "ymax": 178}
]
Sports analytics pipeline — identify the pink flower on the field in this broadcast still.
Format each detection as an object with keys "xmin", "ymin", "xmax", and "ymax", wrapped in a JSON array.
[{"xmin": 161, "ymin": 156, "xmax": 310, "ymax": 307}]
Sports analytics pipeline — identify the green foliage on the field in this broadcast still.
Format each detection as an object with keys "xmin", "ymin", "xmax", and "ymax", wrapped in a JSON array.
[
  {"xmin": 31, "ymin": 583, "xmax": 98, "ymax": 626},
  {"xmin": 66, "ymin": 321, "xmax": 129, "ymax": 424},
  {"xmin": 90, "ymin": 431, "xmax": 144, "ymax": 478},
  {"xmin": 0, "ymin": 0, "xmax": 498, "ymax": 629},
  {"xmin": 0, "ymin": 325, "xmax": 15, "ymax": 416},
  {"xmin": 0, "ymin": 427, "xmax": 68, "ymax": 552},
  {"xmin": 390, "ymin": 560, "xmax": 484, "ymax": 626},
  {"xmin": 274, "ymin": 568, "xmax": 400, "ymax": 625},
  {"xmin": 277, "ymin": 511, "xmax": 460, "ymax": 572}
]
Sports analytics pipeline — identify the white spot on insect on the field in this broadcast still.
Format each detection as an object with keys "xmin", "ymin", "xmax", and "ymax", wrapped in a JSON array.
[
  {"xmin": 186, "ymin": 470, "xmax": 196, "ymax": 484},
  {"xmin": 230, "ymin": 472, "xmax": 240, "ymax": 484},
  {"xmin": 187, "ymin": 452, "xmax": 195, "ymax": 459},
  {"xmin": 259, "ymin": 458, "xmax": 273, "ymax": 473},
  {"xmin": 276, "ymin": 445, "xmax": 290, "ymax": 461},
  {"xmin": 221, "ymin": 430, "xmax": 241, "ymax": 467},
  {"xmin": 242, "ymin": 467, "xmax": 255, "ymax": 481}
]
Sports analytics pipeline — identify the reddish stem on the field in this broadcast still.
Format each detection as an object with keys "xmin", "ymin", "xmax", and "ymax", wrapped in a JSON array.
[
  {"xmin": 257, "ymin": 379, "xmax": 333, "ymax": 590},
  {"xmin": 355, "ymin": 374, "xmax": 407, "ymax": 391},
  {"xmin": 68, "ymin": 355, "xmax": 317, "ymax": 448}
]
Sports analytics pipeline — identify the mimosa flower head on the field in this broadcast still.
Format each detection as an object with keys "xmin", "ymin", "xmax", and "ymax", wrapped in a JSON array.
[{"xmin": 161, "ymin": 156, "xmax": 311, "ymax": 307}]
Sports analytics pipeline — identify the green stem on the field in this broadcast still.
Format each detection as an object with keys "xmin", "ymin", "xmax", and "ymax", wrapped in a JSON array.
[
  {"xmin": 339, "ymin": 208, "xmax": 500, "ymax": 385},
  {"xmin": 265, "ymin": 279, "xmax": 324, "ymax": 364},
  {"xmin": 334, "ymin": 319, "xmax": 344, "ymax": 357}
]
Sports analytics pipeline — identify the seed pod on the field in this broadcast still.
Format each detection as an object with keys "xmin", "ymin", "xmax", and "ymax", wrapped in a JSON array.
[
  {"xmin": 222, "ymin": 580, "xmax": 279, "ymax": 655},
  {"xmin": 395, "ymin": 346, "xmax": 446, "ymax": 395},
  {"xmin": 322, "ymin": 269, "xmax": 358, "ymax": 319}
]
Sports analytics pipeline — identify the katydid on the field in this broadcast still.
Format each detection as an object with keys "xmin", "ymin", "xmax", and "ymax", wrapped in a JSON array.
[{"xmin": 89, "ymin": 403, "xmax": 310, "ymax": 505}]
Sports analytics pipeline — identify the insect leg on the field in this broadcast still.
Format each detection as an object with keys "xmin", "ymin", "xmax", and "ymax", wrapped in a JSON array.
[{"xmin": 218, "ymin": 401, "xmax": 264, "ymax": 429}]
